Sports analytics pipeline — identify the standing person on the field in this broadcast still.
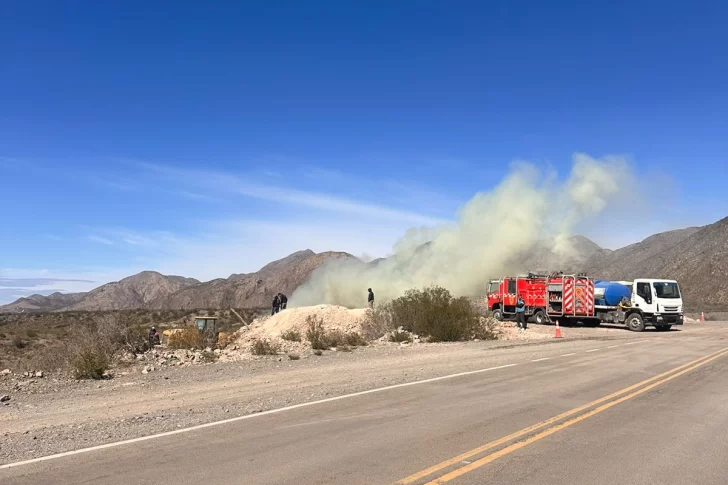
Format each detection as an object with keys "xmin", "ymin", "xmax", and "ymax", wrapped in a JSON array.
[
  {"xmin": 278, "ymin": 293, "xmax": 288, "ymax": 310},
  {"xmin": 148, "ymin": 326, "xmax": 159, "ymax": 347},
  {"xmin": 515, "ymin": 295, "xmax": 527, "ymax": 330},
  {"xmin": 271, "ymin": 294, "xmax": 281, "ymax": 315},
  {"xmin": 367, "ymin": 288, "xmax": 374, "ymax": 309}
]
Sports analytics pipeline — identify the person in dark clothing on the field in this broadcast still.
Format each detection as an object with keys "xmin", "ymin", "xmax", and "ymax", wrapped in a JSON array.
[
  {"xmin": 148, "ymin": 327, "xmax": 160, "ymax": 346},
  {"xmin": 271, "ymin": 294, "xmax": 281, "ymax": 315},
  {"xmin": 367, "ymin": 288, "xmax": 374, "ymax": 309},
  {"xmin": 278, "ymin": 293, "xmax": 288, "ymax": 310},
  {"xmin": 515, "ymin": 295, "xmax": 527, "ymax": 330}
]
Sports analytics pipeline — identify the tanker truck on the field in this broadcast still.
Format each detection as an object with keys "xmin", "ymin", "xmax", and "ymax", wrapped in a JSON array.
[
  {"xmin": 593, "ymin": 279, "xmax": 684, "ymax": 331},
  {"xmin": 487, "ymin": 275, "xmax": 683, "ymax": 331}
]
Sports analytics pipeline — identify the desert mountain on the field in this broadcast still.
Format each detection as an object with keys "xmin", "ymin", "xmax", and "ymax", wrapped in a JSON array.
[
  {"xmin": 0, "ymin": 292, "xmax": 86, "ymax": 313},
  {"xmin": 151, "ymin": 250, "xmax": 357, "ymax": 310},
  {"xmin": 60, "ymin": 272, "xmax": 201, "ymax": 311},
  {"xmin": 582, "ymin": 219, "xmax": 727, "ymax": 309},
  {"xmin": 1, "ymin": 220, "xmax": 726, "ymax": 312}
]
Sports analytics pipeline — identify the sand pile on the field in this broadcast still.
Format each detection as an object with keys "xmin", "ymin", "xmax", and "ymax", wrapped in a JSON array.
[
  {"xmin": 496, "ymin": 321, "xmax": 552, "ymax": 341},
  {"xmin": 235, "ymin": 305, "xmax": 370, "ymax": 353}
]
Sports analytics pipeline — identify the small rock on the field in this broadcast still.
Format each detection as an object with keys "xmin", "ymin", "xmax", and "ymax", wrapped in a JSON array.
[
  {"xmin": 35, "ymin": 371, "xmax": 44, "ymax": 378},
  {"xmin": 0, "ymin": 369, "xmax": 11, "ymax": 376},
  {"xmin": 213, "ymin": 349, "xmax": 221, "ymax": 355},
  {"xmin": 0, "ymin": 395, "xmax": 10, "ymax": 403},
  {"xmin": 136, "ymin": 354, "xmax": 145, "ymax": 360}
]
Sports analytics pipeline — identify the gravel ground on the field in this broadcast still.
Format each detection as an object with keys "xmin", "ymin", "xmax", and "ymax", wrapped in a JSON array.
[{"xmin": 0, "ymin": 322, "xmax": 702, "ymax": 465}]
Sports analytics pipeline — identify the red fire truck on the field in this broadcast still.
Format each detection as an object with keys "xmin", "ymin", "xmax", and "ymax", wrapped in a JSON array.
[{"xmin": 487, "ymin": 273, "xmax": 596, "ymax": 326}]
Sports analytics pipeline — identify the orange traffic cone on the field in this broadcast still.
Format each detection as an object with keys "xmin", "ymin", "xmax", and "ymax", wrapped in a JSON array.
[
  {"xmin": 554, "ymin": 320, "xmax": 563, "ymax": 338},
  {"xmin": 700, "ymin": 312, "xmax": 705, "ymax": 322}
]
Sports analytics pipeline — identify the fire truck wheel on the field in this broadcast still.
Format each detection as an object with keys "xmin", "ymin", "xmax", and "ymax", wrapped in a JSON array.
[
  {"xmin": 532, "ymin": 310, "xmax": 545, "ymax": 325},
  {"xmin": 626, "ymin": 313, "xmax": 645, "ymax": 332},
  {"xmin": 492, "ymin": 308, "xmax": 503, "ymax": 321}
]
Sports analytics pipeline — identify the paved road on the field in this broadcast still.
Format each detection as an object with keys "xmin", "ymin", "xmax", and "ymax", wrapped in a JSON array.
[{"xmin": 3, "ymin": 324, "xmax": 728, "ymax": 485}]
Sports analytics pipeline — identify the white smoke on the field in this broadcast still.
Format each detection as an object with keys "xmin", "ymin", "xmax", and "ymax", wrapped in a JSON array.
[{"xmin": 291, "ymin": 153, "xmax": 629, "ymax": 308}]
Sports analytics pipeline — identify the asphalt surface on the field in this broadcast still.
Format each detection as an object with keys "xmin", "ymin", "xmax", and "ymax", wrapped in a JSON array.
[{"xmin": 2, "ymin": 323, "xmax": 728, "ymax": 485}]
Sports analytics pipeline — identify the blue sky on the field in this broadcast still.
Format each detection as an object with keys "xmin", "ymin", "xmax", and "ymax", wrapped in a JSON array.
[{"xmin": 1, "ymin": 1, "xmax": 726, "ymax": 303}]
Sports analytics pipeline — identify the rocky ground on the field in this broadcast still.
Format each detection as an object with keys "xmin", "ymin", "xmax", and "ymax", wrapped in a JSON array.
[{"xmin": 0, "ymin": 320, "xmax": 694, "ymax": 465}]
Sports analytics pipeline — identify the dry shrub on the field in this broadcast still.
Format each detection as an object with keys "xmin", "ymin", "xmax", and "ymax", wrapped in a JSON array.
[
  {"xmin": 217, "ymin": 331, "xmax": 236, "ymax": 349},
  {"xmin": 288, "ymin": 353, "xmax": 300, "ymax": 360},
  {"xmin": 12, "ymin": 336, "xmax": 26, "ymax": 349},
  {"xmin": 251, "ymin": 338, "xmax": 280, "ymax": 355},
  {"xmin": 306, "ymin": 315, "xmax": 328, "ymax": 350},
  {"xmin": 313, "ymin": 349, "xmax": 323, "ymax": 356},
  {"xmin": 281, "ymin": 329, "xmax": 302, "ymax": 342},
  {"xmin": 361, "ymin": 308, "xmax": 392, "ymax": 340},
  {"xmin": 389, "ymin": 329, "xmax": 413, "ymax": 343},
  {"xmin": 25, "ymin": 329, "xmax": 39, "ymax": 339},
  {"xmin": 70, "ymin": 342, "xmax": 111, "ymax": 379},
  {"xmin": 473, "ymin": 317, "xmax": 499, "ymax": 341},
  {"xmin": 344, "ymin": 332, "xmax": 367, "ymax": 347},
  {"xmin": 167, "ymin": 327, "xmax": 205, "ymax": 350},
  {"xmin": 325, "ymin": 329, "xmax": 346, "ymax": 348}
]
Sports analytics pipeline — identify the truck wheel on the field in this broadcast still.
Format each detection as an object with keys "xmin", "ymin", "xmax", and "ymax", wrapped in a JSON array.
[
  {"xmin": 626, "ymin": 313, "xmax": 645, "ymax": 332},
  {"xmin": 655, "ymin": 325, "xmax": 672, "ymax": 332},
  {"xmin": 532, "ymin": 310, "xmax": 546, "ymax": 325},
  {"xmin": 492, "ymin": 308, "xmax": 503, "ymax": 321}
]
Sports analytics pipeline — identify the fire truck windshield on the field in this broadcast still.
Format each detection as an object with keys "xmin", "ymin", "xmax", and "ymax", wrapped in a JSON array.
[
  {"xmin": 653, "ymin": 282, "xmax": 681, "ymax": 299},
  {"xmin": 488, "ymin": 281, "xmax": 500, "ymax": 294}
]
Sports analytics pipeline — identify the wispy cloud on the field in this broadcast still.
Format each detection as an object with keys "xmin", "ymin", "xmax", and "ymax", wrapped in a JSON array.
[
  {"xmin": 140, "ymin": 162, "xmax": 449, "ymax": 226},
  {"xmin": 88, "ymin": 235, "xmax": 115, "ymax": 246}
]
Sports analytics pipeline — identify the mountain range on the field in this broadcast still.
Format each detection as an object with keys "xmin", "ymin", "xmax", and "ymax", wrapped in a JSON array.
[{"xmin": 2, "ymin": 217, "xmax": 726, "ymax": 312}]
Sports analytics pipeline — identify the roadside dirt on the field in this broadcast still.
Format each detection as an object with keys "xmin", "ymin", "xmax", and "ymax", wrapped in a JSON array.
[{"xmin": 0, "ymin": 322, "xmax": 712, "ymax": 465}]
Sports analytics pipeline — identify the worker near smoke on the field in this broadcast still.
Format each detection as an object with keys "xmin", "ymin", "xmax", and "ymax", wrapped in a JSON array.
[
  {"xmin": 271, "ymin": 294, "xmax": 281, "ymax": 315},
  {"xmin": 278, "ymin": 293, "xmax": 288, "ymax": 310},
  {"xmin": 368, "ymin": 288, "xmax": 374, "ymax": 309},
  {"xmin": 515, "ymin": 295, "xmax": 527, "ymax": 330}
]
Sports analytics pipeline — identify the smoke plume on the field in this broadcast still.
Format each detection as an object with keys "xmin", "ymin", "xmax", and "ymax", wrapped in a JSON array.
[{"xmin": 291, "ymin": 153, "xmax": 629, "ymax": 308}]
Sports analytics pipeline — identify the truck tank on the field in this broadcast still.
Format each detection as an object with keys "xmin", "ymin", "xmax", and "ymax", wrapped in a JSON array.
[{"xmin": 594, "ymin": 280, "xmax": 631, "ymax": 306}]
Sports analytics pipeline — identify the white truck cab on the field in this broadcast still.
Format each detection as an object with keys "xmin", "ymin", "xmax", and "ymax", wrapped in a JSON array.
[{"xmin": 628, "ymin": 279, "xmax": 684, "ymax": 330}]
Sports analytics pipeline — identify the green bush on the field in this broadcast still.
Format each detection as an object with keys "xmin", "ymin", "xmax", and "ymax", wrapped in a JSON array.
[
  {"xmin": 251, "ymin": 338, "xmax": 280, "ymax": 355},
  {"xmin": 281, "ymin": 329, "xmax": 302, "ymax": 342},
  {"xmin": 384, "ymin": 286, "xmax": 483, "ymax": 342}
]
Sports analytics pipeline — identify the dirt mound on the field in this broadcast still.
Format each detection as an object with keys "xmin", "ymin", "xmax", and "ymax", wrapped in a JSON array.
[{"xmin": 234, "ymin": 305, "xmax": 369, "ymax": 353}]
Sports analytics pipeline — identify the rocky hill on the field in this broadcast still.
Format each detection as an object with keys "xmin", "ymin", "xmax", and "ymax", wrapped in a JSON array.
[
  {"xmin": 61, "ymin": 272, "xmax": 200, "ymax": 311},
  {"xmin": 151, "ymin": 250, "xmax": 357, "ymax": 310},
  {"xmin": 0, "ymin": 292, "xmax": 86, "ymax": 313},
  {"xmin": 582, "ymin": 221, "xmax": 726, "ymax": 309},
  {"xmin": 0, "ymin": 251, "xmax": 358, "ymax": 313}
]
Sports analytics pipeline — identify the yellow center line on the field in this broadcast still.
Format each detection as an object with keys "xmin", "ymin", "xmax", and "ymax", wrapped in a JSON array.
[
  {"xmin": 423, "ymin": 347, "xmax": 728, "ymax": 484},
  {"xmin": 392, "ymin": 347, "xmax": 728, "ymax": 485}
]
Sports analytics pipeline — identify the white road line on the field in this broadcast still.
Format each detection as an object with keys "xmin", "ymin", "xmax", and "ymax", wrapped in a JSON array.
[
  {"xmin": 0, "ymin": 363, "xmax": 518, "ymax": 470},
  {"xmin": 606, "ymin": 345, "xmax": 619, "ymax": 348},
  {"xmin": 586, "ymin": 348, "xmax": 601, "ymax": 353},
  {"xmin": 532, "ymin": 357, "xmax": 551, "ymax": 362},
  {"xmin": 560, "ymin": 353, "xmax": 577, "ymax": 357}
]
